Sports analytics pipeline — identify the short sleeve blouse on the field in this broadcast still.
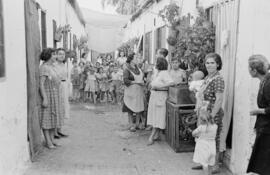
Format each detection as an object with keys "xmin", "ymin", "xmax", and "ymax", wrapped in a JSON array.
[
  {"xmin": 203, "ymin": 73, "xmax": 225, "ymax": 111},
  {"xmin": 151, "ymin": 70, "xmax": 174, "ymax": 88}
]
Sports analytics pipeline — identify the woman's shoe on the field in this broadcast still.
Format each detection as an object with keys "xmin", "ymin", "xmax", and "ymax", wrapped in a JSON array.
[
  {"xmin": 46, "ymin": 144, "xmax": 56, "ymax": 149},
  {"xmin": 145, "ymin": 126, "xmax": 152, "ymax": 131},
  {"xmin": 129, "ymin": 126, "xmax": 136, "ymax": 132},
  {"xmin": 147, "ymin": 140, "xmax": 154, "ymax": 146},
  {"xmin": 54, "ymin": 135, "xmax": 61, "ymax": 139},
  {"xmin": 191, "ymin": 165, "xmax": 203, "ymax": 170},
  {"xmin": 58, "ymin": 132, "xmax": 68, "ymax": 138},
  {"xmin": 53, "ymin": 143, "xmax": 61, "ymax": 147},
  {"xmin": 211, "ymin": 166, "xmax": 220, "ymax": 174}
]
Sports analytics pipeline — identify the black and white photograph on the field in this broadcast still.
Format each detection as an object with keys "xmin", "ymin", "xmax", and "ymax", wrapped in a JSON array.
[{"xmin": 0, "ymin": 0, "xmax": 270, "ymax": 175}]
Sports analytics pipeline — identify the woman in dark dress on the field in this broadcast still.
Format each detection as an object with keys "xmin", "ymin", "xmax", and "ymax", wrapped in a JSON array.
[
  {"xmin": 247, "ymin": 54, "xmax": 270, "ymax": 175},
  {"xmin": 122, "ymin": 53, "xmax": 145, "ymax": 132}
]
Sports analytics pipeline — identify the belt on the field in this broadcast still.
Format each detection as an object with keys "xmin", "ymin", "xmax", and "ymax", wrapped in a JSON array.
[
  {"xmin": 61, "ymin": 80, "xmax": 66, "ymax": 82},
  {"xmin": 152, "ymin": 89, "xmax": 168, "ymax": 92}
]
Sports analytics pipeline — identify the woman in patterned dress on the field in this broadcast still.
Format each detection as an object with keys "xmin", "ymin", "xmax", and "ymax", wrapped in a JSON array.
[
  {"xmin": 192, "ymin": 53, "xmax": 225, "ymax": 173},
  {"xmin": 39, "ymin": 48, "xmax": 62, "ymax": 149}
]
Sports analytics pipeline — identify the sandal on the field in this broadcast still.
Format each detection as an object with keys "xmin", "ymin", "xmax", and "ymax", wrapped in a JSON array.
[
  {"xmin": 147, "ymin": 140, "xmax": 154, "ymax": 146},
  {"xmin": 53, "ymin": 143, "xmax": 61, "ymax": 147},
  {"xmin": 46, "ymin": 144, "xmax": 56, "ymax": 149},
  {"xmin": 129, "ymin": 126, "xmax": 136, "ymax": 132}
]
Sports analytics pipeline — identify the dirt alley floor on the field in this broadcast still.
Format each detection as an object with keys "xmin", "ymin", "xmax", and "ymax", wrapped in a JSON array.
[{"xmin": 24, "ymin": 103, "xmax": 231, "ymax": 175}]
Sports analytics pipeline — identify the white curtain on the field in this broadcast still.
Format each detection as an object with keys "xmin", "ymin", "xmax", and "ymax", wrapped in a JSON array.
[{"xmin": 212, "ymin": 0, "xmax": 240, "ymax": 152}]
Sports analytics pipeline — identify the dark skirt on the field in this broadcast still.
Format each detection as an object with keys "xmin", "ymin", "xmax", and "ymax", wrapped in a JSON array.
[
  {"xmin": 122, "ymin": 102, "xmax": 134, "ymax": 114},
  {"xmin": 122, "ymin": 102, "xmax": 144, "ymax": 115},
  {"xmin": 247, "ymin": 132, "xmax": 270, "ymax": 175}
]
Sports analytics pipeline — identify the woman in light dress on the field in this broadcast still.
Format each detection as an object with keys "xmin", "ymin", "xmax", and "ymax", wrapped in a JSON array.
[{"xmin": 147, "ymin": 57, "xmax": 175, "ymax": 145}]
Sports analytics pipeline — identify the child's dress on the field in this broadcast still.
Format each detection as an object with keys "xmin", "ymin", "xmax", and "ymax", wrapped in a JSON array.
[
  {"xmin": 192, "ymin": 124, "xmax": 217, "ymax": 167},
  {"xmin": 84, "ymin": 72, "xmax": 97, "ymax": 92},
  {"xmin": 99, "ymin": 73, "xmax": 108, "ymax": 92}
]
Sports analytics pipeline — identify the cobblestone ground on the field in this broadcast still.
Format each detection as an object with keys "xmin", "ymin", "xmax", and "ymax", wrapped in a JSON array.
[{"xmin": 24, "ymin": 103, "xmax": 231, "ymax": 175}]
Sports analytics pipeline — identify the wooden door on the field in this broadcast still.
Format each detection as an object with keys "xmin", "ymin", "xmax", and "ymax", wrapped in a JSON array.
[{"xmin": 24, "ymin": 0, "xmax": 42, "ymax": 161}]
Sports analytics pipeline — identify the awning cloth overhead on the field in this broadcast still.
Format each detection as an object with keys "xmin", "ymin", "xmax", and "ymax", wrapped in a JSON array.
[{"xmin": 82, "ymin": 8, "xmax": 130, "ymax": 53}]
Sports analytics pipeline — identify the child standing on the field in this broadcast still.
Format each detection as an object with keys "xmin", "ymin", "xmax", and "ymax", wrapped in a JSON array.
[
  {"xmin": 84, "ymin": 68, "xmax": 97, "ymax": 103},
  {"xmin": 109, "ymin": 66, "xmax": 122, "ymax": 104},
  {"xmin": 98, "ymin": 67, "xmax": 108, "ymax": 103},
  {"xmin": 192, "ymin": 107, "xmax": 217, "ymax": 175},
  {"xmin": 70, "ymin": 61, "xmax": 81, "ymax": 101}
]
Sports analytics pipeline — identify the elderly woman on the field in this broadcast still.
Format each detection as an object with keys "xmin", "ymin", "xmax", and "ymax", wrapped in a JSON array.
[
  {"xmin": 122, "ymin": 52, "xmax": 145, "ymax": 132},
  {"xmin": 147, "ymin": 57, "xmax": 175, "ymax": 145},
  {"xmin": 247, "ymin": 55, "xmax": 270, "ymax": 175},
  {"xmin": 39, "ymin": 48, "xmax": 61, "ymax": 149},
  {"xmin": 192, "ymin": 53, "xmax": 225, "ymax": 173}
]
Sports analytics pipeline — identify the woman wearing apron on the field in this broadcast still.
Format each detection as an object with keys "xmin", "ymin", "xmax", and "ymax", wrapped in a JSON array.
[{"xmin": 122, "ymin": 53, "xmax": 145, "ymax": 132}]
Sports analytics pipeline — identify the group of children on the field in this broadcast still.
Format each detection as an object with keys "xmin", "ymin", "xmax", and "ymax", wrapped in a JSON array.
[{"xmin": 70, "ymin": 58, "xmax": 124, "ymax": 104}]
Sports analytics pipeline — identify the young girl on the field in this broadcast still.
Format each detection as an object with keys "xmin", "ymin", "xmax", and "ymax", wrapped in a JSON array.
[
  {"xmin": 192, "ymin": 106, "xmax": 217, "ymax": 175},
  {"xmin": 109, "ymin": 66, "xmax": 122, "ymax": 104},
  {"xmin": 70, "ymin": 61, "xmax": 81, "ymax": 101},
  {"xmin": 84, "ymin": 68, "xmax": 97, "ymax": 103},
  {"xmin": 98, "ymin": 67, "xmax": 108, "ymax": 103}
]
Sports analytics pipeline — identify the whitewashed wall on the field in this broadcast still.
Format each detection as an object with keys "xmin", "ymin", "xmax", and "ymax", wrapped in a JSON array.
[
  {"xmin": 36, "ymin": 0, "xmax": 86, "ymax": 49},
  {"xmin": 0, "ymin": 1, "xmax": 86, "ymax": 175},
  {"xmin": 0, "ymin": 0, "xmax": 29, "ymax": 175},
  {"xmin": 232, "ymin": 0, "xmax": 270, "ymax": 174}
]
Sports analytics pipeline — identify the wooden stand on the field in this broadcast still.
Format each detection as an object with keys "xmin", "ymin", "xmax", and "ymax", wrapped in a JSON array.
[{"xmin": 165, "ymin": 101, "xmax": 196, "ymax": 153}]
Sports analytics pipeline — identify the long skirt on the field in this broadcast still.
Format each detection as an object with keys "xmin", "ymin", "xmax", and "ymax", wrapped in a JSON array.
[
  {"xmin": 247, "ymin": 132, "xmax": 270, "ymax": 175},
  {"xmin": 60, "ymin": 81, "xmax": 70, "ymax": 119},
  {"xmin": 39, "ymin": 79, "xmax": 62, "ymax": 129},
  {"xmin": 147, "ymin": 91, "xmax": 168, "ymax": 129}
]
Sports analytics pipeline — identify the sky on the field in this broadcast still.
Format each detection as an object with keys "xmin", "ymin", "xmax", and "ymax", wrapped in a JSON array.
[{"xmin": 77, "ymin": 0, "xmax": 117, "ymax": 14}]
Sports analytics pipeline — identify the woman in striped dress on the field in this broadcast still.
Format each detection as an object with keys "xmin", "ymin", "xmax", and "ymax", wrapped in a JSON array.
[{"xmin": 39, "ymin": 48, "xmax": 62, "ymax": 149}]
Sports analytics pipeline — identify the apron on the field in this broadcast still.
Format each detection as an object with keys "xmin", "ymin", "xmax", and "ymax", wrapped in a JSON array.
[{"xmin": 123, "ymin": 69, "xmax": 144, "ymax": 113}]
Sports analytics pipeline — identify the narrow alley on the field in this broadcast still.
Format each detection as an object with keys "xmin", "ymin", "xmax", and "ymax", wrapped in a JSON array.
[{"xmin": 24, "ymin": 103, "xmax": 230, "ymax": 175}]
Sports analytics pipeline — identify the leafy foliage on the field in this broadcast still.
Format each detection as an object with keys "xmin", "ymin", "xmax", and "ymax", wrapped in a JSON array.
[
  {"xmin": 159, "ymin": 4, "xmax": 215, "ymax": 72},
  {"xmin": 101, "ymin": 0, "xmax": 140, "ymax": 15},
  {"xmin": 118, "ymin": 37, "xmax": 140, "ymax": 55},
  {"xmin": 158, "ymin": 2, "xmax": 180, "ymax": 28}
]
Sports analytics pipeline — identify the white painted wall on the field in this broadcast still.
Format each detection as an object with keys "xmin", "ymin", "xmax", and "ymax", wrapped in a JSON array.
[
  {"xmin": 0, "ymin": 1, "xmax": 86, "ymax": 174},
  {"xmin": 231, "ymin": 0, "xmax": 270, "ymax": 174},
  {"xmin": 36, "ymin": 0, "xmax": 86, "ymax": 49},
  {"xmin": 0, "ymin": 0, "xmax": 29, "ymax": 175}
]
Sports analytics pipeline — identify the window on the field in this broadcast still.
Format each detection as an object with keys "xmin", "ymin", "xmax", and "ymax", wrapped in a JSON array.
[
  {"xmin": 144, "ymin": 32, "xmax": 152, "ymax": 64},
  {"xmin": 52, "ymin": 20, "xmax": 57, "ymax": 48},
  {"xmin": 156, "ymin": 26, "xmax": 166, "ymax": 51},
  {"xmin": 41, "ymin": 11, "xmax": 47, "ymax": 49},
  {"xmin": 0, "ymin": 0, "xmax": 5, "ymax": 78}
]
